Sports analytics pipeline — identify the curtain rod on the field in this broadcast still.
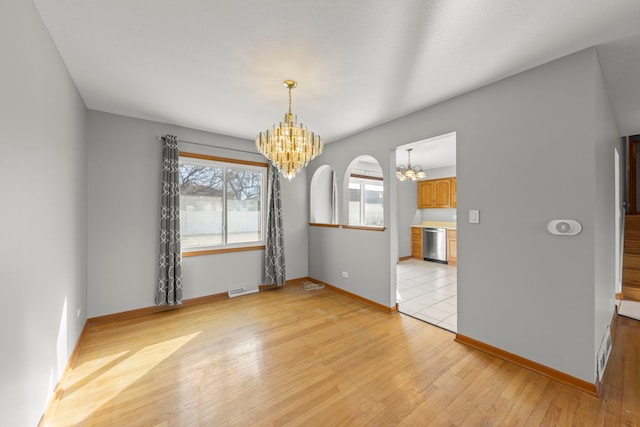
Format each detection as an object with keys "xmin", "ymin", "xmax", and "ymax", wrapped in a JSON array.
[{"xmin": 156, "ymin": 135, "xmax": 261, "ymax": 156}]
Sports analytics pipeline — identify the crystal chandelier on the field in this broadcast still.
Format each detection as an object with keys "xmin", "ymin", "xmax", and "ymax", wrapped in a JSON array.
[
  {"xmin": 256, "ymin": 80, "xmax": 323, "ymax": 179},
  {"xmin": 396, "ymin": 148, "xmax": 426, "ymax": 181}
]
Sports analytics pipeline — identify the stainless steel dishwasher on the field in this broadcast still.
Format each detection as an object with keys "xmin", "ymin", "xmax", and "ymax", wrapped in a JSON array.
[{"xmin": 422, "ymin": 227, "xmax": 447, "ymax": 263}]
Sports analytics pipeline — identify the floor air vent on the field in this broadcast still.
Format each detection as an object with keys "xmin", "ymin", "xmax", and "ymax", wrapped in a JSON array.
[{"xmin": 228, "ymin": 284, "xmax": 260, "ymax": 298}]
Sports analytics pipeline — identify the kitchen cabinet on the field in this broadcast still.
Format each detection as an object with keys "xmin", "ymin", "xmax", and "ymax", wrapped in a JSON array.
[
  {"xmin": 417, "ymin": 177, "xmax": 456, "ymax": 208},
  {"xmin": 447, "ymin": 229, "xmax": 457, "ymax": 265},
  {"xmin": 434, "ymin": 179, "xmax": 451, "ymax": 207},
  {"xmin": 411, "ymin": 227, "xmax": 422, "ymax": 258},
  {"xmin": 451, "ymin": 177, "xmax": 456, "ymax": 208},
  {"xmin": 417, "ymin": 180, "xmax": 435, "ymax": 208}
]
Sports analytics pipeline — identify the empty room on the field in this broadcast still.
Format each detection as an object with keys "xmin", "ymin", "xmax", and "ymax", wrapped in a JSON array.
[{"xmin": 3, "ymin": 1, "xmax": 640, "ymax": 426}]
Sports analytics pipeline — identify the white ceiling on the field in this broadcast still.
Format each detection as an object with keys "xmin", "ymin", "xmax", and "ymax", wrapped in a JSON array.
[
  {"xmin": 397, "ymin": 132, "xmax": 456, "ymax": 171},
  {"xmin": 34, "ymin": 1, "xmax": 640, "ymax": 145}
]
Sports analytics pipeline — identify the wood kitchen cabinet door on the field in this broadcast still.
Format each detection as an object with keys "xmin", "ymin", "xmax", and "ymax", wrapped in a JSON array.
[
  {"xmin": 451, "ymin": 177, "xmax": 457, "ymax": 208},
  {"xmin": 417, "ymin": 181, "xmax": 435, "ymax": 208},
  {"xmin": 447, "ymin": 229, "xmax": 457, "ymax": 265},
  {"xmin": 411, "ymin": 227, "xmax": 422, "ymax": 258},
  {"xmin": 434, "ymin": 179, "xmax": 451, "ymax": 208}
]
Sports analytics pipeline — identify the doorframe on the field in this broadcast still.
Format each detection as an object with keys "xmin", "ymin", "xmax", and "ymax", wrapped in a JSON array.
[
  {"xmin": 628, "ymin": 136, "xmax": 640, "ymax": 214},
  {"xmin": 615, "ymin": 147, "xmax": 622, "ymax": 294}
]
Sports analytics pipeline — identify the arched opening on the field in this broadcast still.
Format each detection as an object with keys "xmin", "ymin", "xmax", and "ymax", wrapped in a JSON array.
[{"xmin": 310, "ymin": 165, "xmax": 338, "ymax": 224}]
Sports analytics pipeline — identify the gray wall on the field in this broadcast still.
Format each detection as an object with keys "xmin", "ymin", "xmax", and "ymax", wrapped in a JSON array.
[
  {"xmin": 307, "ymin": 48, "xmax": 619, "ymax": 383},
  {"xmin": 86, "ymin": 111, "xmax": 308, "ymax": 318},
  {"xmin": 0, "ymin": 0, "xmax": 88, "ymax": 425},
  {"xmin": 422, "ymin": 208, "xmax": 456, "ymax": 223},
  {"xmin": 308, "ymin": 147, "xmax": 394, "ymax": 306}
]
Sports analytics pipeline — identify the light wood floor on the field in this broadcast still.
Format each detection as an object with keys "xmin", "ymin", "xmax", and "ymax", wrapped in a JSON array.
[{"xmin": 44, "ymin": 280, "xmax": 640, "ymax": 426}]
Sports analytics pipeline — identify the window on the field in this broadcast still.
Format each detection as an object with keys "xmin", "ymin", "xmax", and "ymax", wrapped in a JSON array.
[
  {"xmin": 179, "ymin": 153, "xmax": 267, "ymax": 254},
  {"xmin": 348, "ymin": 176, "xmax": 384, "ymax": 226}
]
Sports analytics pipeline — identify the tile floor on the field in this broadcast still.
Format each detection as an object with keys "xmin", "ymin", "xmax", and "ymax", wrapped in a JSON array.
[{"xmin": 397, "ymin": 258, "xmax": 457, "ymax": 332}]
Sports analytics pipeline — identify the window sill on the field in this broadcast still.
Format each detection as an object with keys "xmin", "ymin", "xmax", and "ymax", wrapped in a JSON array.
[
  {"xmin": 341, "ymin": 225, "xmax": 385, "ymax": 232},
  {"xmin": 307, "ymin": 224, "xmax": 386, "ymax": 231},
  {"xmin": 182, "ymin": 245, "xmax": 265, "ymax": 257}
]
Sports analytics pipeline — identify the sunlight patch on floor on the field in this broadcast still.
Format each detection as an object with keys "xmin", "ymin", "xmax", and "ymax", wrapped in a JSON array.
[
  {"xmin": 58, "ymin": 332, "xmax": 200, "ymax": 425},
  {"xmin": 66, "ymin": 350, "xmax": 130, "ymax": 389}
]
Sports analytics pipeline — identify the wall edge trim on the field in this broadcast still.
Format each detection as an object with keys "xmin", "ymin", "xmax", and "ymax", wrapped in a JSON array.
[
  {"xmin": 88, "ymin": 277, "xmax": 308, "ymax": 326},
  {"xmin": 454, "ymin": 333, "xmax": 598, "ymax": 397},
  {"xmin": 309, "ymin": 277, "xmax": 397, "ymax": 314}
]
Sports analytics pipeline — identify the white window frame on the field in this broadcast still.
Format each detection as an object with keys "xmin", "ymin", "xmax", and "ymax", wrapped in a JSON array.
[
  {"xmin": 348, "ymin": 175, "xmax": 384, "ymax": 227},
  {"xmin": 179, "ymin": 153, "xmax": 268, "ymax": 255}
]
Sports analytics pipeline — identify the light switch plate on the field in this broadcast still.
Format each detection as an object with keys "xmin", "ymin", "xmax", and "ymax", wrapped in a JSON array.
[{"xmin": 469, "ymin": 210, "xmax": 480, "ymax": 224}]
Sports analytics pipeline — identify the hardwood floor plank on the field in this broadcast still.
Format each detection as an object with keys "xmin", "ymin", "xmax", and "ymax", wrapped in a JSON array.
[
  {"xmin": 540, "ymin": 383, "xmax": 582, "ymax": 426},
  {"xmin": 476, "ymin": 368, "xmax": 547, "ymax": 426},
  {"xmin": 573, "ymin": 393, "xmax": 606, "ymax": 427},
  {"xmin": 43, "ymin": 283, "xmax": 640, "ymax": 426},
  {"xmin": 620, "ymin": 316, "xmax": 640, "ymax": 426},
  {"xmin": 470, "ymin": 359, "xmax": 519, "ymax": 422}
]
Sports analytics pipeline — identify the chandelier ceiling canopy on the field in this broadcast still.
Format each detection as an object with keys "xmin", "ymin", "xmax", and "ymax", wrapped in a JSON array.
[
  {"xmin": 256, "ymin": 80, "xmax": 323, "ymax": 180},
  {"xmin": 396, "ymin": 148, "xmax": 426, "ymax": 181}
]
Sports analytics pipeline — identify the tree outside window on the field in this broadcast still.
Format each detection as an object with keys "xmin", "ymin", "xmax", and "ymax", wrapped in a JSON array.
[{"xmin": 179, "ymin": 154, "xmax": 266, "ymax": 251}]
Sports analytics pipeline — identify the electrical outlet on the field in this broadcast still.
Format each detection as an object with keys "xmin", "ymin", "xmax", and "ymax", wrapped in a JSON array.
[
  {"xmin": 76, "ymin": 307, "xmax": 81, "ymax": 318},
  {"xmin": 342, "ymin": 272, "xmax": 349, "ymax": 278}
]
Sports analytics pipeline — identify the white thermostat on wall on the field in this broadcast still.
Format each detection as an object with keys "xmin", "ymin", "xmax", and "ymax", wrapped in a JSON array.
[{"xmin": 547, "ymin": 219, "xmax": 582, "ymax": 236}]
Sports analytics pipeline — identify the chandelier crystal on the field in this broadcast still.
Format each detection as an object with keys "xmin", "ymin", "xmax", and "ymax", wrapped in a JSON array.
[
  {"xmin": 256, "ymin": 80, "xmax": 323, "ymax": 180},
  {"xmin": 396, "ymin": 148, "xmax": 426, "ymax": 181}
]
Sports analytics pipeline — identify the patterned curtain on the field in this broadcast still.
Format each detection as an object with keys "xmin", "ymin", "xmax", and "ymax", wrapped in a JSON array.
[
  {"xmin": 264, "ymin": 164, "xmax": 286, "ymax": 286},
  {"xmin": 156, "ymin": 135, "xmax": 183, "ymax": 305}
]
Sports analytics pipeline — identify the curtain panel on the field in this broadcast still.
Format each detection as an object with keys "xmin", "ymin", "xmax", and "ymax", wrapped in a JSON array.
[
  {"xmin": 264, "ymin": 164, "xmax": 286, "ymax": 286},
  {"xmin": 156, "ymin": 135, "xmax": 183, "ymax": 305}
]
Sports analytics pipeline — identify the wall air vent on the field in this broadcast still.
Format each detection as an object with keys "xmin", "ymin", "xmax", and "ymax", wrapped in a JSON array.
[
  {"xmin": 596, "ymin": 326, "xmax": 613, "ymax": 381},
  {"xmin": 227, "ymin": 284, "xmax": 260, "ymax": 298}
]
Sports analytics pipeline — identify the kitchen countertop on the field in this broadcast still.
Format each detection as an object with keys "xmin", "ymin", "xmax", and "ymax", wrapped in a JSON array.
[{"xmin": 411, "ymin": 221, "xmax": 457, "ymax": 230}]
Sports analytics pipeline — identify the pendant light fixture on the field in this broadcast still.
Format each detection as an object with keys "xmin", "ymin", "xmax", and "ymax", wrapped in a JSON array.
[
  {"xmin": 396, "ymin": 148, "xmax": 426, "ymax": 181},
  {"xmin": 256, "ymin": 80, "xmax": 323, "ymax": 180}
]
